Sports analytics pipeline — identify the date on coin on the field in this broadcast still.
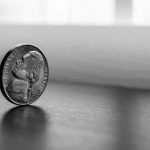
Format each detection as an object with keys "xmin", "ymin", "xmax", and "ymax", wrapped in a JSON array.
[{"xmin": 0, "ymin": 44, "xmax": 49, "ymax": 105}]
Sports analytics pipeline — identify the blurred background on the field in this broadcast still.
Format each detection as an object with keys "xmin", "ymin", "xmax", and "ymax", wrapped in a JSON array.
[
  {"xmin": 0, "ymin": 0, "xmax": 149, "ymax": 25},
  {"xmin": 0, "ymin": 0, "xmax": 150, "ymax": 89}
]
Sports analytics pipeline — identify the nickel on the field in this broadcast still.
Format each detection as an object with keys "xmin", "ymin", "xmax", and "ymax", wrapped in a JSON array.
[{"xmin": 0, "ymin": 44, "xmax": 49, "ymax": 105}]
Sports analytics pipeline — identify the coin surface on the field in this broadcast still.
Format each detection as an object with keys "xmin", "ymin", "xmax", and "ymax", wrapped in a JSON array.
[{"xmin": 0, "ymin": 44, "xmax": 49, "ymax": 105}]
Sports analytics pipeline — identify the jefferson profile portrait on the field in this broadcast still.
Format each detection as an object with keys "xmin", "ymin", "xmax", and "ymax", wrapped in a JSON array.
[{"xmin": 6, "ymin": 51, "xmax": 44, "ymax": 102}]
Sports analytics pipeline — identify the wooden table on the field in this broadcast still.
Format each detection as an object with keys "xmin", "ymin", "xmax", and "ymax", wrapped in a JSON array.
[{"xmin": 0, "ymin": 81, "xmax": 150, "ymax": 150}]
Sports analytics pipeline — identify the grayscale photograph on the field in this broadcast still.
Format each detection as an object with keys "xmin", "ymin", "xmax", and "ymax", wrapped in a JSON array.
[{"xmin": 0, "ymin": 0, "xmax": 149, "ymax": 150}]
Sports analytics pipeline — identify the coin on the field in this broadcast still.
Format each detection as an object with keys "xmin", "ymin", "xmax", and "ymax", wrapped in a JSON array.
[{"xmin": 0, "ymin": 44, "xmax": 49, "ymax": 105}]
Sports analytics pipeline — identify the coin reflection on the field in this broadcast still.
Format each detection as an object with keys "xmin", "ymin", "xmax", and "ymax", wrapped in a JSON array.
[{"xmin": 1, "ymin": 106, "xmax": 48, "ymax": 150}]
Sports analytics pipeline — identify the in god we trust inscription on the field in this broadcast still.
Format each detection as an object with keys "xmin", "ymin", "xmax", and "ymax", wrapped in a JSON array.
[{"xmin": 0, "ymin": 44, "xmax": 49, "ymax": 105}]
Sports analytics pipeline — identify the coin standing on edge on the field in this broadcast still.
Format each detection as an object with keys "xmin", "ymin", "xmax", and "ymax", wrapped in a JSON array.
[{"xmin": 0, "ymin": 44, "xmax": 49, "ymax": 105}]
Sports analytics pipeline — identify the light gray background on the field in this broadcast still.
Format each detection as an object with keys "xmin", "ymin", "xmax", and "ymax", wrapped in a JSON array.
[{"xmin": 0, "ymin": 25, "xmax": 150, "ymax": 89}]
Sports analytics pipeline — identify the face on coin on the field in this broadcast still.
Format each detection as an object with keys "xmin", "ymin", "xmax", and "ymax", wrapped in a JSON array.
[{"xmin": 1, "ymin": 44, "xmax": 49, "ymax": 105}]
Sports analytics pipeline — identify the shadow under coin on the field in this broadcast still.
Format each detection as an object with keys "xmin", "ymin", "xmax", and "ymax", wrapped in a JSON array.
[{"xmin": 1, "ymin": 105, "xmax": 48, "ymax": 150}]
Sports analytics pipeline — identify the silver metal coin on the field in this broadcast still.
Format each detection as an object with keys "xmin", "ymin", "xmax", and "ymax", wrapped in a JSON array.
[{"xmin": 1, "ymin": 44, "xmax": 49, "ymax": 105}]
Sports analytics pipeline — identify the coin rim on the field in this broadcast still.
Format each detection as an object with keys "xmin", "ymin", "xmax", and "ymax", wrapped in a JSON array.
[{"xmin": 0, "ymin": 44, "xmax": 49, "ymax": 105}]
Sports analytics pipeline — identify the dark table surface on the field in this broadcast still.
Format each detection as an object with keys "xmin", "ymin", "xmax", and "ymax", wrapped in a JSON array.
[{"xmin": 0, "ymin": 81, "xmax": 150, "ymax": 150}]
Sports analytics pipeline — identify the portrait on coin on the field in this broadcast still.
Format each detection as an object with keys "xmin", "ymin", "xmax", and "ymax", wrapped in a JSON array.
[{"xmin": 6, "ymin": 51, "xmax": 44, "ymax": 102}]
